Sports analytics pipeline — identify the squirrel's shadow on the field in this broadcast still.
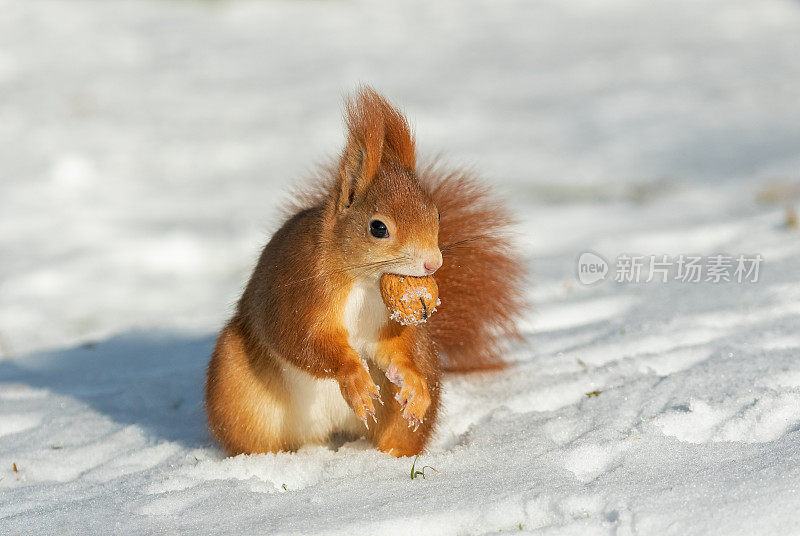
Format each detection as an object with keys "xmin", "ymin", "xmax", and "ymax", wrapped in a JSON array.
[{"xmin": 0, "ymin": 332, "xmax": 215, "ymax": 449}]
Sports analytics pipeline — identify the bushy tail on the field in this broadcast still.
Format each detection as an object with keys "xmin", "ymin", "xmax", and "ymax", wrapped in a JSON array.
[{"xmin": 421, "ymin": 162, "xmax": 527, "ymax": 372}]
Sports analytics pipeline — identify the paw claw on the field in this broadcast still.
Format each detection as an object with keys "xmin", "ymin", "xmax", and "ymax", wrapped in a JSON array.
[
  {"xmin": 339, "ymin": 362, "xmax": 380, "ymax": 425},
  {"xmin": 387, "ymin": 363, "xmax": 430, "ymax": 430}
]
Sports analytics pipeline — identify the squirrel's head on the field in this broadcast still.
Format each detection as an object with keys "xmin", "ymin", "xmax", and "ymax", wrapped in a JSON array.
[{"xmin": 330, "ymin": 87, "xmax": 442, "ymax": 279}]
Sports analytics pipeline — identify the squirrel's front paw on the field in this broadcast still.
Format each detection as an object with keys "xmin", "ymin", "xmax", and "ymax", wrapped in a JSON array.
[
  {"xmin": 386, "ymin": 364, "xmax": 430, "ymax": 431},
  {"xmin": 338, "ymin": 361, "xmax": 380, "ymax": 428}
]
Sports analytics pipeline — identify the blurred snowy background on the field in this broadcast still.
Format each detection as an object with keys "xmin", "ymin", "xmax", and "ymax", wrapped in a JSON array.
[{"xmin": 2, "ymin": 0, "xmax": 800, "ymax": 534}]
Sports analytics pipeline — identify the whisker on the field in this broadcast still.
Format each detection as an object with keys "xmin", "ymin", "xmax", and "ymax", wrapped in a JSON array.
[
  {"xmin": 440, "ymin": 234, "xmax": 492, "ymax": 252},
  {"xmin": 278, "ymin": 256, "xmax": 410, "ymax": 287}
]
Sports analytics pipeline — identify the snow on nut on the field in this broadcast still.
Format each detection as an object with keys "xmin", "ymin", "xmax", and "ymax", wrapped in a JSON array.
[{"xmin": 379, "ymin": 274, "xmax": 441, "ymax": 326}]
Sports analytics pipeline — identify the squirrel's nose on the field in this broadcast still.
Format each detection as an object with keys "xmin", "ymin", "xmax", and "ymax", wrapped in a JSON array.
[{"xmin": 423, "ymin": 254, "xmax": 443, "ymax": 275}]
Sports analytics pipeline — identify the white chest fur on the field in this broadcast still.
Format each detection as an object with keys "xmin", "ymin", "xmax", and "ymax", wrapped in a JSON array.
[
  {"xmin": 343, "ymin": 277, "xmax": 388, "ymax": 362},
  {"xmin": 277, "ymin": 278, "xmax": 389, "ymax": 442},
  {"xmin": 272, "ymin": 278, "xmax": 389, "ymax": 443}
]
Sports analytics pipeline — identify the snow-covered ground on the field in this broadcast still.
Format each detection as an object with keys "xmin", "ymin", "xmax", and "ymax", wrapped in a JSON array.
[{"xmin": 2, "ymin": 0, "xmax": 800, "ymax": 534}]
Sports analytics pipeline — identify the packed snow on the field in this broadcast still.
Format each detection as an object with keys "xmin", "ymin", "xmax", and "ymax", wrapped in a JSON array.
[{"xmin": 2, "ymin": 0, "xmax": 800, "ymax": 534}]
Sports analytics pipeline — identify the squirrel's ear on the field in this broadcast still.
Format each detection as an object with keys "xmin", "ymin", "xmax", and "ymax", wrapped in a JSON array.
[
  {"xmin": 336, "ymin": 88, "xmax": 386, "ymax": 212},
  {"xmin": 337, "ymin": 131, "xmax": 382, "ymax": 212},
  {"xmin": 335, "ymin": 87, "xmax": 416, "ymax": 212}
]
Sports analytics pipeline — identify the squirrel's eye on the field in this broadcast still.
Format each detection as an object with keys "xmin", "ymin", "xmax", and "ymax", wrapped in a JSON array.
[
  {"xmin": 438, "ymin": 212, "xmax": 441, "ymax": 222},
  {"xmin": 369, "ymin": 220, "xmax": 389, "ymax": 239}
]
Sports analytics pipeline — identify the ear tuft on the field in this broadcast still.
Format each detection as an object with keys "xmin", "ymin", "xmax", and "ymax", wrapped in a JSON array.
[{"xmin": 336, "ymin": 87, "xmax": 416, "ymax": 211}]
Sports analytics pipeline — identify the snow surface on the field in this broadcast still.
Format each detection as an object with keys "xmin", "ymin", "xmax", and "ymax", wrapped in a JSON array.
[{"xmin": 2, "ymin": 0, "xmax": 800, "ymax": 534}]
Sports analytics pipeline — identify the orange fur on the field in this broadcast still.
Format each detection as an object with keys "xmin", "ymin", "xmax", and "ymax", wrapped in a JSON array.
[
  {"xmin": 370, "ymin": 321, "xmax": 440, "ymax": 456},
  {"xmin": 205, "ymin": 87, "xmax": 525, "ymax": 457},
  {"xmin": 421, "ymin": 163, "xmax": 527, "ymax": 371}
]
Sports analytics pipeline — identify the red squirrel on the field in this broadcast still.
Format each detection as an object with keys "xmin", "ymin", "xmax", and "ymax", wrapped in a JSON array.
[{"xmin": 205, "ymin": 88, "xmax": 525, "ymax": 457}]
